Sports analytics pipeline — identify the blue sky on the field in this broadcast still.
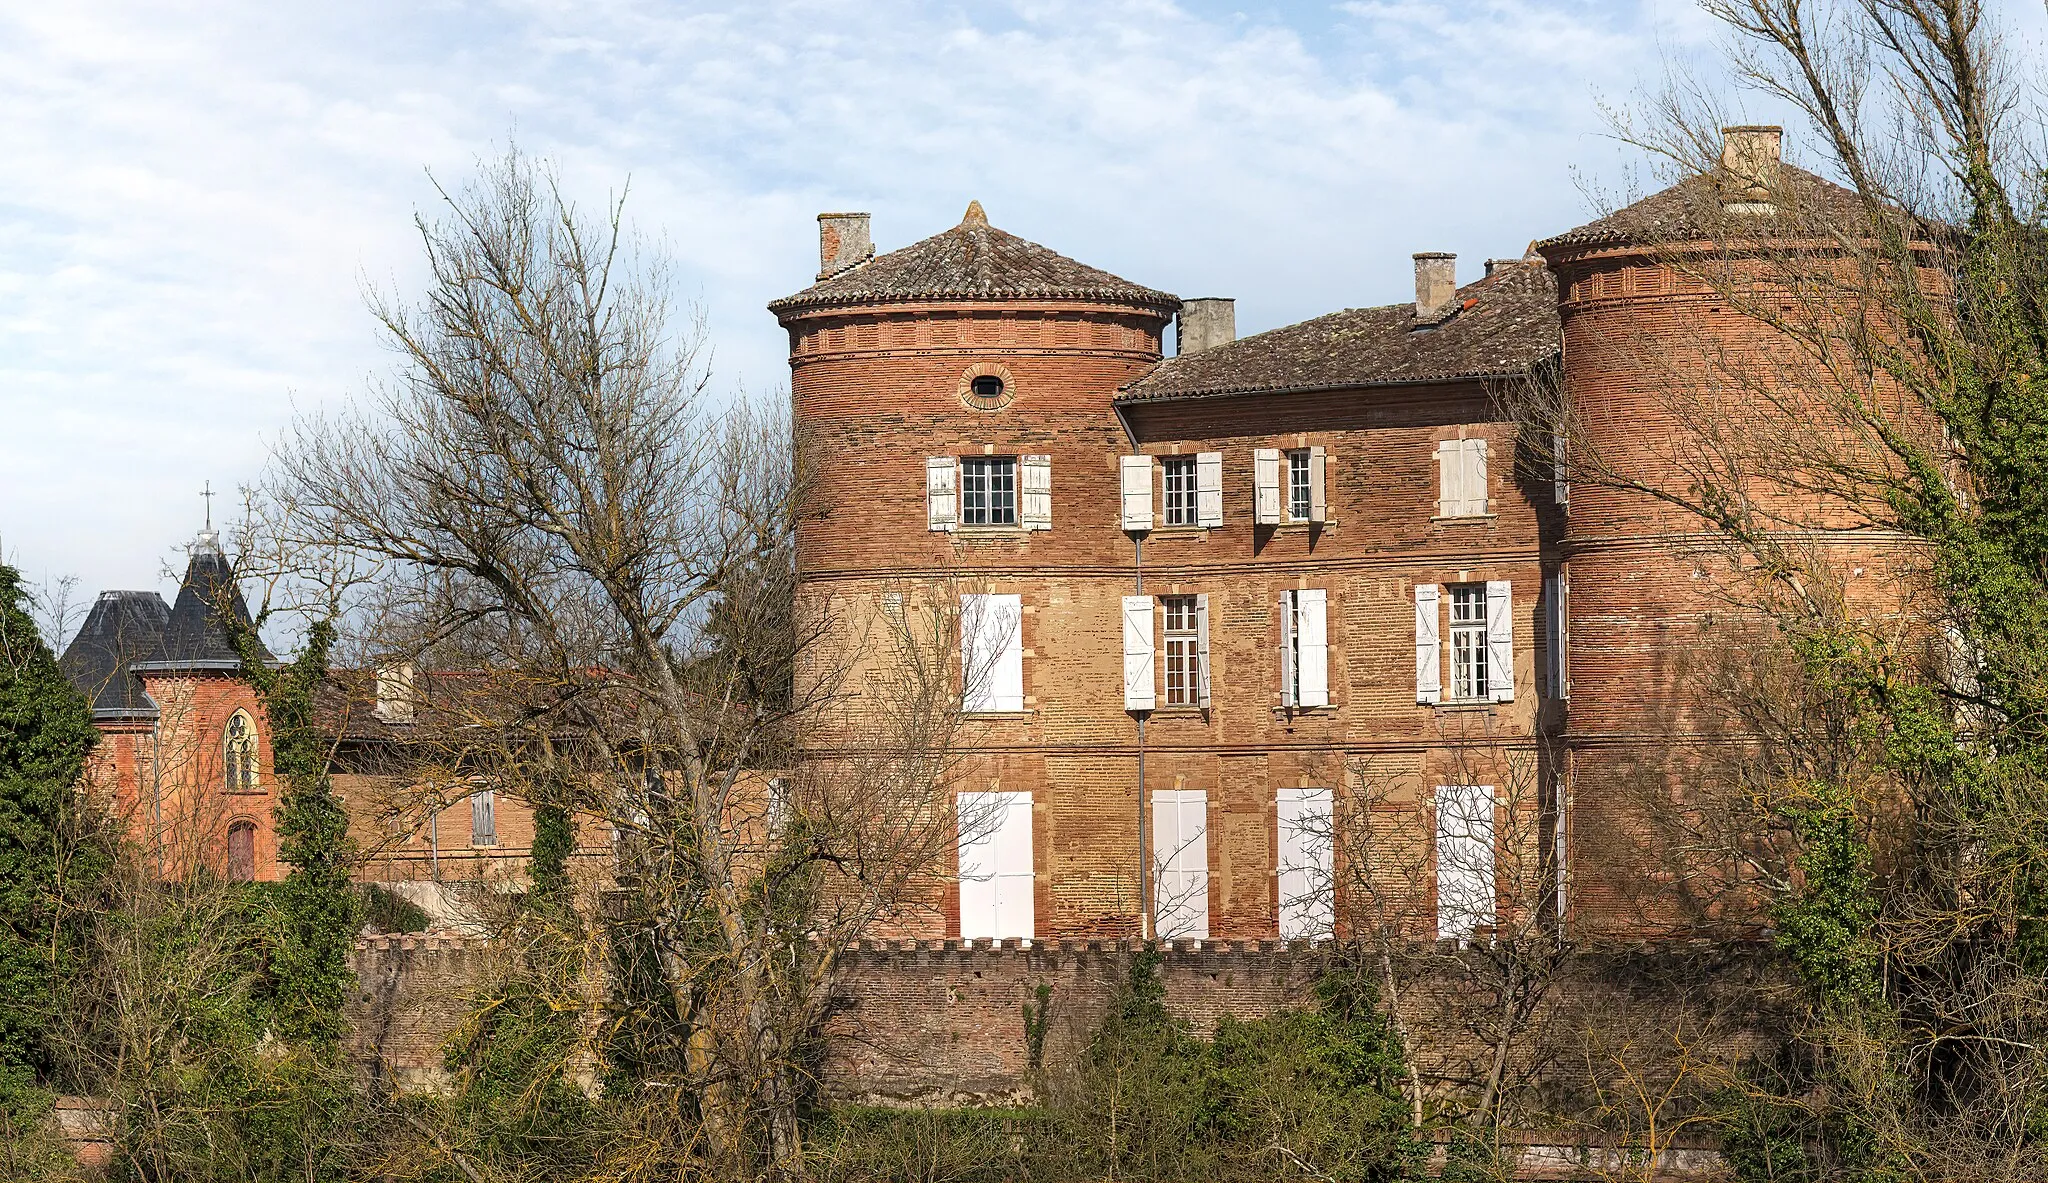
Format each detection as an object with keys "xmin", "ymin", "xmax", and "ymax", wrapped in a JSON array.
[{"xmin": 3, "ymin": 0, "xmax": 2040, "ymax": 626}]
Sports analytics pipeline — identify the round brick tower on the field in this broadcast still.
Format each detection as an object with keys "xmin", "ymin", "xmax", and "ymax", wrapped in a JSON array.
[
  {"xmin": 769, "ymin": 202, "xmax": 1178, "ymax": 938},
  {"xmin": 1539, "ymin": 128, "xmax": 1932, "ymax": 935}
]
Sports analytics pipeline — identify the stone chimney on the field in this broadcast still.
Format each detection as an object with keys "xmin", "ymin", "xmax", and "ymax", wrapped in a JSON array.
[
  {"xmin": 816, "ymin": 212, "xmax": 873, "ymax": 279},
  {"xmin": 1485, "ymin": 258, "xmax": 1526, "ymax": 277},
  {"xmin": 1178, "ymin": 298, "xmax": 1236, "ymax": 355},
  {"xmin": 374, "ymin": 660, "xmax": 416, "ymax": 724},
  {"xmin": 1720, "ymin": 125, "xmax": 1783, "ymax": 209},
  {"xmin": 1414, "ymin": 252, "xmax": 1457, "ymax": 322}
]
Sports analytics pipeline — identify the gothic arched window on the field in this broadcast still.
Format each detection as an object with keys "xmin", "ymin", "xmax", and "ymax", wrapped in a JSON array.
[{"xmin": 224, "ymin": 710, "xmax": 259, "ymax": 793}]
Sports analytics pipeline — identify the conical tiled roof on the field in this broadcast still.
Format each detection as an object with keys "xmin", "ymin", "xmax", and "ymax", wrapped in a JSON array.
[
  {"xmin": 769, "ymin": 202, "xmax": 1178, "ymax": 315},
  {"xmin": 142, "ymin": 532, "xmax": 273, "ymax": 671},
  {"xmin": 59, "ymin": 590, "xmax": 169, "ymax": 719},
  {"xmin": 1538, "ymin": 164, "xmax": 1878, "ymax": 251}
]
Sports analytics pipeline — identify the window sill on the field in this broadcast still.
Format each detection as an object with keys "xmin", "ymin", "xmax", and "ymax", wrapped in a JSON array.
[
  {"xmin": 1151, "ymin": 706, "xmax": 1209, "ymax": 716},
  {"xmin": 1148, "ymin": 526, "xmax": 1213, "ymax": 537},
  {"xmin": 963, "ymin": 710, "xmax": 1035, "ymax": 720},
  {"xmin": 1435, "ymin": 700, "xmax": 1501, "ymax": 712},
  {"xmin": 1430, "ymin": 513, "xmax": 1498, "ymax": 524},
  {"xmin": 224, "ymin": 788, "xmax": 267, "ymax": 796},
  {"xmin": 953, "ymin": 527, "xmax": 1033, "ymax": 539}
]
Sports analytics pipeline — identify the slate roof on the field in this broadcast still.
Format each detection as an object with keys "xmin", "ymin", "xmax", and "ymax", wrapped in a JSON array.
[
  {"xmin": 769, "ymin": 202, "xmax": 1178, "ymax": 316},
  {"xmin": 1538, "ymin": 164, "xmax": 1878, "ymax": 251},
  {"xmin": 59, "ymin": 591, "xmax": 170, "ymax": 719},
  {"xmin": 1118, "ymin": 259, "xmax": 1559, "ymax": 404},
  {"xmin": 146, "ymin": 536, "xmax": 273, "ymax": 670}
]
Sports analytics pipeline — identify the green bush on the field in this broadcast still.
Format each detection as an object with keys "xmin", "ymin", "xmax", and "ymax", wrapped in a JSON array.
[{"xmin": 360, "ymin": 884, "xmax": 431, "ymax": 934}]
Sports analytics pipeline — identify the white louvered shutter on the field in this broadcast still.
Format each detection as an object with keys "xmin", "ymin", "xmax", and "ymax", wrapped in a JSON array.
[
  {"xmin": 1296, "ymin": 588, "xmax": 1329, "ymax": 708},
  {"xmin": 1195, "ymin": 593, "xmax": 1212, "ymax": 709},
  {"xmin": 962, "ymin": 594, "xmax": 1023, "ymax": 712},
  {"xmin": 1415, "ymin": 584, "xmax": 1442, "ymax": 704},
  {"xmin": 1277, "ymin": 787, "xmax": 1334, "ymax": 940},
  {"xmin": 1280, "ymin": 593, "xmax": 1297, "ymax": 708},
  {"xmin": 926, "ymin": 457, "xmax": 958, "ymax": 532},
  {"xmin": 1486, "ymin": 579, "xmax": 1514, "ymax": 703},
  {"xmin": 1196, "ymin": 452, "xmax": 1224, "ymax": 527},
  {"xmin": 1435, "ymin": 784, "xmax": 1496, "ymax": 941},
  {"xmin": 1020, "ymin": 454, "xmax": 1052, "ymax": 530},
  {"xmin": 1253, "ymin": 448, "xmax": 1283, "ymax": 524},
  {"xmin": 1308, "ymin": 446, "xmax": 1328, "ymax": 523},
  {"xmin": 1122, "ymin": 595, "xmax": 1156, "ymax": 711},
  {"xmin": 1152, "ymin": 789, "xmax": 1209, "ymax": 940},
  {"xmin": 1119, "ymin": 455, "xmax": 1154, "ymax": 531}
]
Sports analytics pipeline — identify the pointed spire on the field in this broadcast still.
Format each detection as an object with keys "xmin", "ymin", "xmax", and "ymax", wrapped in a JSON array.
[{"xmin": 961, "ymin": 200, "xmax": 987, "ymax": 227}]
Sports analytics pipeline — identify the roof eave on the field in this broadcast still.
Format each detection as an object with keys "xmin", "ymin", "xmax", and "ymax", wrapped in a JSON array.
[{"xmin": 1114, "ymin": 364, "xmax": 1551, "ymax": 407}]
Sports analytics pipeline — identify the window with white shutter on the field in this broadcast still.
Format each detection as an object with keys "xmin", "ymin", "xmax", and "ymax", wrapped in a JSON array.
[
  {"xmin": 1161, "ymin": 457, "xmax": 1198, "ymax": 526},
  {"xmin": 1486, "ymin": 579, "xmax": 1515, "ymax": 703},
  {"xmin": 1415, "ymin": 584, "xmax": 1442, "ymax": 704},
  {"xmin": 926, "ymin": 457, "xmax": 958, "ymax": 532},
  {"xmin": 1196, "ymin": 452, "xmax": 1224, "ymax": 527},
  {"xmin": 1195, "ymin": 593, "xmax": 1212, "ymax": 709},
  {"xmin": 1152, "ymin": 789, "xmax": 1209, "ymax": 940},
  {"xmin": 959, "ymin": 791, "xmax": 1034, "ymax": 940},
  {"xmin": 470, "ymin": 788, "xmax": 497, "ymax": 847},
  {"xmin": 1122, "ymin": 595, "xmax": 1156, "ymax": 711},
  {"xmin": 1552, "ymin": 430, "xmax": 1569, "ymax": 507},
  {"xmin": 1277, "ymin": 788, "xmax": 1334, "ymax": 940},
  {"xmin": 1019, "ymin": 454, "xmax": 1052, "ymax": 530},
  {"xmin": 1119, "ymin": 455, "xmax": 1154, "ymax": 531},
  {"xmin": 1282, "ymin": 589, "xmax": 1330, "ymax": 709},
  {"xmin": 1544, "ymin": 571, "xmax": 1566, "ymax": 699},
  {"xmin": 1163, "ymin": 596, "xmax": 1198, "ymax": 707},
  {"xmin": 1253, "ymin": 448, "xmax": 1283, "ymax": 525},
  {"xmin": 1309, "ymin": 445, "xmax": 1328, "ymax": 523},
  {"xmin": 1436, "ymin": 438, "xmax": 1489, "ymax": 517},
  {"xmin": 961, "ymin": 594, "xmax": 1023, "ymax": 713},
  {"xmin": 1435, "ymin": 784, "xmax": 1496, "ymax": 941}
]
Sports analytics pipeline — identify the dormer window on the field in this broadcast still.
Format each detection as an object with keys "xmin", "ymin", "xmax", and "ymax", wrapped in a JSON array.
[{"xmin": 224, "ymin": 710, "xmax": 259, "ymax": 793}]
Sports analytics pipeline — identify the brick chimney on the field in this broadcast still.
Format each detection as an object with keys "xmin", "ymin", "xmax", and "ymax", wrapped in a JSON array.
[
  {"xmin": 1414, "ymin": 252, "xmax": 1457, "ymax": 322},
  {"xmin": 1178, "ymin": 298, "xmax": 1236, "ymax": 355},
  {"xmin": 1720, "ymin": 125, "xmax": 1782, "ymax": 209},
  {"xmin": 817, "ymin": 212, "xmax": 873, "ymax": 279}
]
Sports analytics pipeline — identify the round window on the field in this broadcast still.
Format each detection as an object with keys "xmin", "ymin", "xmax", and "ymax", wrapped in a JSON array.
[
  {"xmin": 958, "ymin": 363, "xmax": 1018, "ymax": 411},
  {"xmin": 971, "ymin": 375, "xmax": 1004, "ymax": 401}
]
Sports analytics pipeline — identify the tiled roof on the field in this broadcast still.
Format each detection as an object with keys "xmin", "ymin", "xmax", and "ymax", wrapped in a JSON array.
[
  {"xmin": 1538, "ymin": 164, "xmax": 1876, "ymax": 251},
  {"xmin": 1118, "ymin": 260, "xmax": 1559, "ymax": 404},
  {"xmin": 59, "ymin": 591, "xmax": 169, "ymax": 719},
  {"xmin": 769, "ymin": 202, "xmax": 1178, "ymax": 315}
]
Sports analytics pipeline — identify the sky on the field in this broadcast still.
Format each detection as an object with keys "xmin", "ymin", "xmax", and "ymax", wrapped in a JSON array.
[{"xmin": 2, "ymin": 0, "xmax": 2042, "ymax": 640}]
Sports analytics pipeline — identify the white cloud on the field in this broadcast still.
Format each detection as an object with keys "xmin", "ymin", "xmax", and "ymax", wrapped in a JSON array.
[{"xmin": 7, "ymin": 0, "xmax": 1933, "ymax": 626}]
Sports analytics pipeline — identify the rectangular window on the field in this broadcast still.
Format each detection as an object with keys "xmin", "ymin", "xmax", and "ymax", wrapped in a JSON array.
[
  {"xmin": 1287, "ymin": 449, "xmax": 1312, "ymax": 521},
  {"xmin": 470, "ymin": 789, "xmax": 497, "ymax": 847},
  {"xmin": 1162, "ymin": 456, "xmax": 1198, "ymax": 526},
  {"xmin": 960, "ymin": 456, "xmax": 1017, "ymax": 526},
  {"xmin": 1163, "ymin": 596, "xmax": 1199, "ymax": 706},
  {"xmin": 1281, "ymin": 588, "xmax": 1329, "ymax": 708},
  {"xmin": 1435, "ymin": 784, "xmax": 1496, "ymax": 941},
  {"xmin": 1437, "ymin": 438, "xmax": 1489, "ymax": 517},
  {"xmin": 1152, "ymin": 789, "xmax": 1209, "ymax": 941},
  {"xmin": 1449, "ymin": 584, "xmax": 1490, "ymax": 701},
  {"xmin": 961, "ymin": 593, "xmax": 1024, "ymax": 713},
  {"xmin": 959, "ymin": 791, "xmax": 1034, "ymax": 940},
  {"xmin": 1277, "ymin": 788, "xmax": 1335, "ymax": 940}
]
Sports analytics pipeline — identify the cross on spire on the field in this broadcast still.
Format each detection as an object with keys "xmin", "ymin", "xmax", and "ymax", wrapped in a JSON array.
[{"xmin": 200, "ymin": 480, "xmax": 214, "ymax": 531}]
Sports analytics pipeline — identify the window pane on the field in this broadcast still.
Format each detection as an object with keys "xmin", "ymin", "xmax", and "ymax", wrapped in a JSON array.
[
  {"xmin": 961, "ymin": 457, "xmax": 1017, "ymax": 526},
  {"xmin": 1163, "ymin": 457, "xmax": 1197, "ymax": 526},
  {"xmin": 1287, "ymin": 451, "xmax": 1311, "ymax": 520}
]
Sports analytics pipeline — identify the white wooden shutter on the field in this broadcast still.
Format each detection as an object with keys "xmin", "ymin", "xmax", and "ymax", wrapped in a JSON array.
[
  {"xmin": 1308, "ymin": 446, "xmax": 1328, "ymax": 523},
  {"xmin": 962, "ymin": 594, "xmax": 1023, "ymax": 713},
  {"xmin": 1196, "ymin": 452, "xmax": 1224, "ymax": 527},
  {"xmin": 1435, "ymin": 784, "xmax": 1495, "ymax": 941},
  {"xmin": 1296, "ymin": 588, "xmax": 1328, "ymax": 708},
  {"xmin": 1486, "ymin": 579, "xmax": 1514, "ymax": 703},
  {"xmin": 1415, "ymin": 584, "xmax": 1442, "ymax": 704},
  {"xmin": 1152, "ymin": 789, "xmax": 1209, "ymax": 940},
  {"xmin": 1277, "ymin": 788, "xmax": 1334, "ymax": 940},
  {"xmin": 1543, "ymin": 571, "xmax": 1564, "ymax": 699},
  {"xmin": 1122, "ymin": 595, "xmax": 1156, "ymax": 711},
  {"xmin": 1469, "ymin": 439, "xmax": 1490, "ymax": 514},
  {"xmin": 1020, "ymin": 454, "xmax": 1052, "ymax": 530},
  {"xmin": 1119, "ymin": 455, "xmax": 1153, "ymax": 531},
  {"xmin": 1280, "ymin": 592, "xmax": 1296, "ymax": 707},
  {"xmin": 1195, "ymin": 593, "xmax": 1212, "ymax": 709},
  {"xmin": 1552, "ymin": 430, "xmax": 1568, "ymax": 507},
  {"xmin": 1253, "ymin": 448, "xmax": 1283, "ymax": 524},
  {"xmin": 926, "ymin": 457, "xmax": 958, "ymax": 532},
  {"xmin": 959, "ymin": 791, "xmax": 1033, "ymax": 940}
]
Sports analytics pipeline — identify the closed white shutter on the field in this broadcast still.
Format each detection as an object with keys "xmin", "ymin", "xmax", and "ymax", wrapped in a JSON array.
[
  {"xmin": 1277, "ymin": 787, "xmax": 1334, "ymax": 940},
  {"xmin": 1543, "ymin": 571, "xmax": 1564, "ymax": 699},
  {"xmin": 1468, "ymin": 439, "xmax": 1490, "ymax": 515},
  {"xmin": 1486, "ymin": 579, "xmax": 1514, "ymax": 703},
  {"xmin": 1253, "ymin": 448, "xmax": 1283, "ymax": 525},
  {"xmin": 1195, "ymin": 593, "xmax": 1212, "ymax": 709},
  {"xmin": 1435, "ymin": 784, "xmax": 1496, "ymax": 941},
  {"xmin": 1020, "ymin": 454, "xmax": 1052, "ymax": 530},
  {"xmin": 1296, "ymin": 588, "xmax": 1329, "ymax": 707},
  {"xmin": 1196, "ymin": 452, "xmax": 1224, "ymax": 527},
  {"xmin": 1415, "ymin": 584, "xmax": 1442, "ymax": 704},
  {"xmin": 1280, "ymin": 593, "xmax": 1296, "ymax": 708},
  {"xmin": 1119, "ymin": 455, "xmax": 1154, "ymax": 531},
  {"xmin": 1437, "ymin": 440, "xmax": 1489, "ymax": 517},
  {"xmin": 926, "ymin": 457, "xmax": 958, "ymax": 531},
  {"xmin": 470, "ymin": 789, "xmax": 497, "ymax": 846},
  {"xmin": 1552, "ymin": 430, "xmax": 1568, "ymax": 507},
  {"xmin": 1122, "ymin": 595, "xmax": 1156, "ymax": 711},
  {"xmin": 959, "ymin": 791, "xmax": 1034, "ymax": 940},
  {"xmin": 1308, "ymin": 446, "xmax": 1328, "ymax": 523},
  {"xmin": 961, "ymin": 594, "xmax": 1023, "ymax": 713},
  {"xmin": 1152, "ymin": 789, "xmax": 1209, "ymax": 940}
]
